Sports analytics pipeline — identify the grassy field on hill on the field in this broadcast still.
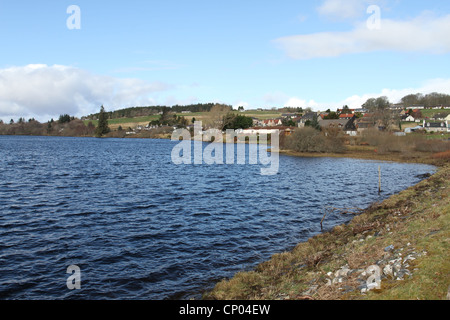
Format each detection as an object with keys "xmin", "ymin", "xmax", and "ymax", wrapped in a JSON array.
[{"xmin": 84, "ymin": 110, "xmax": 284, "ymax": 130}]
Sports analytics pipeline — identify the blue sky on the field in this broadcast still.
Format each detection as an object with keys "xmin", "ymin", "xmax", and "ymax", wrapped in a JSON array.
[{"xmin": 1, "ymin": 0, "xmax": 450, "ymax": 121}]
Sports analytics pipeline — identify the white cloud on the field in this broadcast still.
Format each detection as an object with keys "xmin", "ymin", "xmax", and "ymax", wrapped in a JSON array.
[
  {"xmin": 0, "ymin": 64, "xmax": 172, "ymax": 121},
  {"xmin": 274, "ymin": 13, "xmax": 450, "ymax": 59},
  {"xmin": 284, "ymin": 97, "xmax": 320, "ymax": 109},
  {"xmin": 233, "ymin": 101, "xmax": 250, "ymax": 110},
  {"xmin": 113, "ymin": 60, "xmax": 184, "ymax": 73},
  {"xmin": 279, "ymin": 78, "xmax": 450, "ymax": 112},
  {"xmin": 284, "ymin": 78, "xmax": 450, "ymax": 111},
  {"xmin": 263, "ymin": 91, "xmax": 289, "ymax": 105},
  {"xmin": 340, "ymin": 78, "xmax": 450, "ymax": 109}
]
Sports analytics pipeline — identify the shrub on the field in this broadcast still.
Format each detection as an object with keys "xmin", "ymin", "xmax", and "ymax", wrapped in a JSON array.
[
  {"xmin": 415, "ymin": 140, "xmax": 450, "ymax": 153},
  {"xmin": 432, "ymin": 150, "xmax": 450, "ymax": 160},
  {"xmin": 285, "ymin": 127, "xmax": 346, "ymax": 153}
]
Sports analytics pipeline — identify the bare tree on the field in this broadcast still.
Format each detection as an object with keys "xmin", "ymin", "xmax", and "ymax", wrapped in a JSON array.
[
  {"xmin": 202, "ymin": 104, "xmax": 232, "ymax": 129},
  {"xmin": 363, "ymin": 96, "xmax": 396, "ymax": 130}
]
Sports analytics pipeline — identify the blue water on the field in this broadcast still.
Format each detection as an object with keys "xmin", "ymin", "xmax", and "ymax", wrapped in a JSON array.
[{"xmin": 0, "ymin": 136, "xmax": 435, "ymax": 300}]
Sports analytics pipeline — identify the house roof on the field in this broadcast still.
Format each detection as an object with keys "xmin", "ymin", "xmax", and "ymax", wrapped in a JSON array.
[
  {"xmin": 357, "ymin": 123, "xmax": 372, "ymax": 128},
  {"xmin": 263, "ymin": 119, "xmax": 282, "ymax": 124},
  {"xmin": 337, "ymin": 109, "xmax": 355, "ymax": 113},
  {"xmin": 318, "ymin": 119, "xmax": 349, "ymax": 128},
  {"xmin": 302, "ymin": 112, "xmax": 317, "ymax": 120},
  {"xmin": 339, "ymin": 114, "xmax": 354, "ymax": 118},
  {"xmin": 425, "ymin": 122, "xmax": 448, "ymax": 128}
]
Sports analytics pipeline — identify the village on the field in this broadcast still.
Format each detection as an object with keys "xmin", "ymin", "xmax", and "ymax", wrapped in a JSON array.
[
  {"xmin": 124, "ymin": 104, "xmax": 450, "ymax": 139},
  {"xmin": 245, "ymin": 105, "xmax": 450, "ymax": 136}
]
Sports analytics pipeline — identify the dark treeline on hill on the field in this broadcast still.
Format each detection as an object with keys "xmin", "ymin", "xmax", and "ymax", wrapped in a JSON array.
[
  {"xmin": 0, "ymin": 117, "xmax": 95, "ymax": 137},
  {"xmin": 84, "ymin": 103, "xmax": 233, "ymax": 120},
  {"xmin": 400, "ymin": 92, "xmax": 450, "ymax": 108}
]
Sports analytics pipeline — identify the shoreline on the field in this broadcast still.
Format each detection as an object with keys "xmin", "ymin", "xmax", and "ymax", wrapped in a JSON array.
[{"xmin": 204, "ymin": 152, "xmax": 449, "ymax": 300}]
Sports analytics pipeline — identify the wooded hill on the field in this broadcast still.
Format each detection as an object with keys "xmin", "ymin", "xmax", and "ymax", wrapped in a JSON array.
[{"xmin": 83, "ymin": 103, "xmax": 233, "ymax": 120}]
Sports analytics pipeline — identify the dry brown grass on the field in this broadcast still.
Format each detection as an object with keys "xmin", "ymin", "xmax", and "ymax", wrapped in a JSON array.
[{"xmin": 432, "ymin": 150, "xmax": 450, "ymax": 160}]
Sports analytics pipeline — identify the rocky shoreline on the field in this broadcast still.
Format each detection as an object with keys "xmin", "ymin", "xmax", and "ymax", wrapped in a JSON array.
[
  {"xmin": 301, "ymin": 241, "xmax": 429, "ymax": 298},
  {"xmin": 205, "ymin": 164, "xmax": 449, "ymax": 300}
]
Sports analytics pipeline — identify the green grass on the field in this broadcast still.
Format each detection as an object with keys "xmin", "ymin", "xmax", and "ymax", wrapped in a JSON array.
[
  {"xmin": 84, "ymin": 110, "xmax": 284, "ymax": 127},
  {"xmin": 409, "ymin": 132, "xmax": 450, "ymax": 140},
  {"xmin": 419, "ymin": 108, "xmax": 450, "ymax": 118},
  {"xmin": 84, "ymin": 115, "xmax": 160, "ymax": 126}
]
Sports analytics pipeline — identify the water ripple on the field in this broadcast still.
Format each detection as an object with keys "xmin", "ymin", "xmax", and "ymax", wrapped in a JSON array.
[{"xmin": 0, "ymin": 136, "xmax": 435, "ymax": 300}]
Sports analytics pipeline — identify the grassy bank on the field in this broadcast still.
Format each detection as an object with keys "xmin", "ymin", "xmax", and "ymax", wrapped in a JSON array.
[
  {"xmin": 279, "ymin": 145, "xmax": 446, "ymax": 166},
  {"xmin": 204, "ymin": 152, "xmax": 449, "ymax": 300}
]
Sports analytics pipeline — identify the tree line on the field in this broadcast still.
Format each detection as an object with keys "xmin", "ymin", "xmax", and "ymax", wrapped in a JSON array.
[
  {"xmin": 0, "ymin": 117, "xmax": 96, "ymax": 137},
  {"xmin": 84, "ymin": 103, "xmax": 233, "ymax": 120},
  {"xmin": 400, "ymin": 92, "xmax": 450, "ymax": 109}
]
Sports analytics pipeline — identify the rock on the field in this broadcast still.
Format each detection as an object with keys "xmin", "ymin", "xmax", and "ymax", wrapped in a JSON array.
[
  {"xmin": 403, "ymin": 255, "xmax": 416, "ymax": 264},
  {"xmin": 335, "ymin": 266, "xmax": 351, "ymax": 278},
  {"xmin": 383, "ymin": 265, "xmax": 394, "ymax": 278},
  {"xmin": 396, "ymin": 269, "xmax": 412, "ymax": 280},
  {"xmin": 332, "ymin": 277, "xmax": 344, "ymax": 285},
  {"xmin": 359, "ymin": 284, "xmax": 368, "ymax": 294},
  {"xmin": 384, "ymin": 245, "xmax": 395, "ymax": 252},
  {"xmin": 367, "ymin": 282, "xmax": 380, "ymax": 290},
  {"xmin": 393, "ymin": 262, "xmax": 403, "ymax": 277},
  {"xmin": 341, "ymin": 286, "xmax": 354, "ymax": 293},
  {"xmin": 302, "ymin": 285, "xmax": 318, "ymax": 296}
]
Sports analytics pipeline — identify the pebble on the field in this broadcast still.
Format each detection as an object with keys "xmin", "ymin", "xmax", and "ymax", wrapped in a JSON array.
[{"xmin": 320, "ymin": 246, "xmax": 427, "ymax": 296}]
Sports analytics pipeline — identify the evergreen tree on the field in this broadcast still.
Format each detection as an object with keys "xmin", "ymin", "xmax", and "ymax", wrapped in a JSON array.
[
  {"xmin": 306, "ymin": 114, "xmax": 321, "ymax": 130},
  {"xmin": 95, "ymin": 105, "xmax": 110, "ymax": 137},
  {"xmin": 58, "ymin": 114, "xmax": 72, "ymax": 124}
]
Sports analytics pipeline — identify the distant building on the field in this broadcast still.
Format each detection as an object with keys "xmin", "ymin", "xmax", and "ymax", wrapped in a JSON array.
[
  {"xmin": 404, "ymin": 125, "xmax": 423, "ymax": 133},
  {"xmin": 423, "ymin": 120, "xmax": 449, "ymax": 133},
  {"xmin": 339, "ymin": 114, "xmax": 354, "ymax": 120},
  {"xmin": 281, "ymin": 113, "xmax": 297, "ymax": 119},
  {"xmin": 390, "ymin": 104, "xmax": 404, "ymax": 110},
  {"xmin": 355, "ymin": 114, "xmax": 376, "ymax": 132},
  {"xmin": 337, "ymin": 108, "xmax": 355, "ymax": 114},
  {"xmin": 297, "ymin": 112, "xmax": 317, "ymax": 128},
  {"xmin": 403, "ymin": 115, "xmax": 416, "ymax": 122},
  {"xmin": 354, "ymin": 108, "xmax": 369, "ymax": 114},
  {"xmin": 262, "ymin": 119, "xmax": 283, "ymax": 127}
]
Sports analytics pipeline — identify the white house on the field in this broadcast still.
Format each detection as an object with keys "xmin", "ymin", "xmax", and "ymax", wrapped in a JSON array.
[
  {"xmin": 404, "ymin": 115, "xmax": 415, "ymax": 122},
  {"xmin": 263, "ymin": 119, "xmax": 282, "ymax": 127},
  {"xmin": 422, "ymin": 120, "xmax": 449, "ymax": 133}
]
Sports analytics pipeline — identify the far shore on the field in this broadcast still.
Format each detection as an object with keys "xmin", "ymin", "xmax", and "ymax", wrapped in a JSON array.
[{"xmin": 1, "ymin": 132, "xmax": 446, "ymax": 167}]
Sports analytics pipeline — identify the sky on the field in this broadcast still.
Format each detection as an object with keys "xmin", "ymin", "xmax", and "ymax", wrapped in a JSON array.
[{"xmin": 1, "ymin": 0, "xmax": 450, "ymax": 122}]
